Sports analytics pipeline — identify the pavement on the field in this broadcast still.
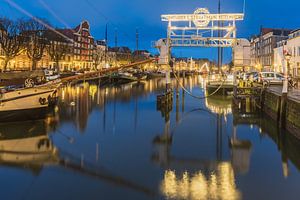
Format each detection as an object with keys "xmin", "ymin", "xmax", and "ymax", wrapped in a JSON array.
[{"xmin": 268, "ymin": 86, "xmax": 300, "ymax": 103}]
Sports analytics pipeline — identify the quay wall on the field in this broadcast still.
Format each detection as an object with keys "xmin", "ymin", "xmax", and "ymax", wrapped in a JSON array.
[
  {"xmin": 262, "ymin": 89, "xmax": 300, "ymax": 139},
  {"xmin": 286, "ymin": 98, "xmax": 300, "ymax": 137},
  {"xmin": 263, "ymin": 91, "xmax": 281, "ymax": 121}
]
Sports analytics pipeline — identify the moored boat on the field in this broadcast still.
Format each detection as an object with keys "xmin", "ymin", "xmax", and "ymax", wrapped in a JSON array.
[
  {"xmin": 133, "ymin": 72, "xmax": 147, "ymax": 81},
  {"xmin": 0, "ymin": 71, "xmax": 60, "ymax": 121},
  {"xmin": 0, "ymin": 82, "xmax": 59, "ymax": 111},
  {"xmin": 111, "ymin": 72, "xmax": 138, "ymax": 83},
  {"xmin": 147, "ymin": 70, "xmax": 165, "ymax": 78}
]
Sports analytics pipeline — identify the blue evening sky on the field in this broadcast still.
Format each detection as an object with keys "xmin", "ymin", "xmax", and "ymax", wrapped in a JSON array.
[{"xmin": 1, "ymin": 0, "xmax": 299, "ymax": 62}]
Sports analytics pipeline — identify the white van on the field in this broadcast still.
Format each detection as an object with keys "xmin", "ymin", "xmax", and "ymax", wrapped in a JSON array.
[{"xmin": 254, "ymin": 72, "xmax": 284, "ymax": 85}]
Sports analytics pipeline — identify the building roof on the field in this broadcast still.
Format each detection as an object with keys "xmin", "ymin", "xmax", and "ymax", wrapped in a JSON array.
[
  {"xmin": 109, "ymin": 47, "xmax": 131, "ymax": 53},
  {"xmin": 44, "ymin": 29, "xmax": 73, "ymax": 43},
  {"xmin": 133, "ymin": 50, "xmax": 149, "ymax": 54},
  {"xmin": 57, "ymin": 21, "xmax": 93, "ymax": 40},
  {"xmin": 261, "ymin": 28, "xmax": 292, "ymax": 36},
  {"xmin": 57, "ymin": 29, "xmax": 75, "ymax": 40}
]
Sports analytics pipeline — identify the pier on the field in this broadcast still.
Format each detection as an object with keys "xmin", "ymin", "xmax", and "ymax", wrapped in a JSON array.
[{"xmin": 231, "ymin": 79, "xmax": 300, "ymax": 140}]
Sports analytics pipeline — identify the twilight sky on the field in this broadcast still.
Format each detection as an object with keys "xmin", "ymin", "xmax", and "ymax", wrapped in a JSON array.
[{"xmin": 1, "ymin": 0, "xmax": 299, "ymax": 62}]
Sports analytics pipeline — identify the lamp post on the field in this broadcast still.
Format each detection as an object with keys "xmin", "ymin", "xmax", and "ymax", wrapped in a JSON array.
[
  {"xmin": 280, "ymin": 52, "xmax": 292, "ymax": 129},
  {"xmin": 282, "ymin": 53, "xmax": 292, "ymax": 94}
]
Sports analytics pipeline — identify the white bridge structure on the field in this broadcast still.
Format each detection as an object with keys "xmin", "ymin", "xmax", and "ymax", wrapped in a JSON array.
[{"xmin": 155, "ymin": 8, "xmax": 250, "ymax": 69}]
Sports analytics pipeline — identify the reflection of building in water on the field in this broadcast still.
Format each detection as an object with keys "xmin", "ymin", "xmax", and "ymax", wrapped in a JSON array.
[
  {"xmin": 58, "ymin": 77, "xmax": 204, "ymax": 133},
  {"xmin": 231, "ymin": 108, "xmax": 300, "ymax": 177},
  {"xmin": 59, "ymin": 83, "xmax": 95, "ymax": 133},
  {"xmin": 230, "ymin": 126, "xmax": 252, "ymax": 174},
  {"xmin": 257, "ymin": 114, "xmax": 300, "ymax": 178},
  {"xmin": 160, "ymin": 162, "xmax": 241, "ymax": 200}
]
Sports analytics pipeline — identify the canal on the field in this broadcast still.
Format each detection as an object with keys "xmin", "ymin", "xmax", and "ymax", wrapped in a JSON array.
[{"xmin": 1, "ymin": 76, "xmax": 300, "ymax": 200}]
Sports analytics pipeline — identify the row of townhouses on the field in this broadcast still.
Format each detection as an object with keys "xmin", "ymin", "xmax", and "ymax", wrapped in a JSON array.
[
  {"xmin": 0, "ymin": 20, "xmax": 150, "ymax": 71},
  {"xmin": 250, "ymin": 28, "xmax": 300, "ymax": 77}
]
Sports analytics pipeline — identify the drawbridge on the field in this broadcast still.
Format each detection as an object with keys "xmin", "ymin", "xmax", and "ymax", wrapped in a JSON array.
[{"xmin": 155, "ymin": 7, "xmax": 250, "ymax": 88}]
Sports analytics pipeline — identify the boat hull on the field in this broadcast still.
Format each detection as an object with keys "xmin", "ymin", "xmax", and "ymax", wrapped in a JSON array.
[{"xmin": 0, "ymin": 84, "xmax": 59, "ymax": 121}]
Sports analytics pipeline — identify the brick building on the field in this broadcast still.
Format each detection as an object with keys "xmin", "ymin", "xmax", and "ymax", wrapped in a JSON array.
[
  {"xmin": 59, "ymin": 20, "xmax": 95, "ymax": 70},
  {"xmin": 250, "ymin": 28, "xmax": 291, "ymax": 71}
]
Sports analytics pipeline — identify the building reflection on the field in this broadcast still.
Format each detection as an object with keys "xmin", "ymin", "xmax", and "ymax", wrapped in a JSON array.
[
  {"xmin": 57, "ymin": 76, "xmax": 203, "ymax": 133},
  {"xmin": 160, "ymin": 163, "xmax": 241, "ymax": 200},
  {"xmin": 230, "ymin": 125, "xmax": 252, "ymax": 174},
  {"xmin": 232, "ymin": 107, "xmax": 300, "ymax": 178}
]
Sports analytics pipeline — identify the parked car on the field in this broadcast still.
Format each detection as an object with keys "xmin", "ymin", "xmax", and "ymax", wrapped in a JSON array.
[{"xmin": 253, "ymin": 72, "xmax": 284, "ymax": 85}]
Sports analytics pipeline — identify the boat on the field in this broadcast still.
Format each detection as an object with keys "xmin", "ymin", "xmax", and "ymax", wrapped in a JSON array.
[
  {"xmin": 206, "ymin": 73, "xmax": 234, "ymax": 95},
  {"xmin": 0, "ymin": 71, "xmax": 60, "ymax": 121},
  {"xmin": 111, "ymin": 72, "xmax": 138, "ymax": 83},
  {"xmin": 133, "ymin": 72, "xmax": 147, "ymax": 81},
  {"xmin": 147, "ymin": 70, "xmax": 165, "ymax": 78}
]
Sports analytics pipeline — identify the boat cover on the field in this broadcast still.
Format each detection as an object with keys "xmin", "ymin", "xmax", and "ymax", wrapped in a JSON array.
[{"xmin": 0, "ymin": 70, "xmax": 45, "ymax": 80}]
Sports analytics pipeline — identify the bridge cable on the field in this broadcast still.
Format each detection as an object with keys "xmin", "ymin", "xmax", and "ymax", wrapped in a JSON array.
[{"xmin": 170, "ymin": 65, "xmax": 227, "ymax": 100}]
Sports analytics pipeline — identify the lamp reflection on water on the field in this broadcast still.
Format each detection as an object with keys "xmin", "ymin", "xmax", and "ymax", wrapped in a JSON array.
[{"xmin": 160, "ymin": 162, "xmax": 241, "ymax": 200}]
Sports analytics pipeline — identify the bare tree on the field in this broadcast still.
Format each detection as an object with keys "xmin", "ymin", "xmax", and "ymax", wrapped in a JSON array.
[
  {"xmin": 93, "ymin": 48, "xmax": 106, "ymax": 70},
  {"xmin": 24, "ymin": 19, "xmax": 48, "ymax": 71},
  {"xmin": 0, "ymin": 18, "xmax": 26, "ymax": 71},
  {"xmin": 45, "ymin": 31, "xmax": 71, "ymax": 73}
]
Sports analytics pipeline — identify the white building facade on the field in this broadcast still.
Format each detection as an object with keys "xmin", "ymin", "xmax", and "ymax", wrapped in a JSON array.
[
  {"xmin": 274, "ymin": 29, "xmax": 300, "ymax": 77},
  {"xmin": 273, "ymin": 40, "xmax": 286, "ymax": 73},
  {"xmin": 232, "ymin": 39, "xmax": 251, "ymax": 71},
  {"xmin": 287, "ymin": 30, "xmax": 300, "ymax": 77}
]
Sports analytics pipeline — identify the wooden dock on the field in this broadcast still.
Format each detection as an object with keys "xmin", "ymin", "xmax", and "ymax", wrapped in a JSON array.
[
  {"xmin": 232, "ymin": 83, "xmax": 263, "ymax": 112},
  {"xmin": 233, "ymin": 82, "xmax": 300, "ymax": 139}
]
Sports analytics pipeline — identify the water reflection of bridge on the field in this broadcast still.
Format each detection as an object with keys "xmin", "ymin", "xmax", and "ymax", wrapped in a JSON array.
[
  {"xmin": 154, "ymin": 90, "xmax": 243, "ymax": 200},
  {"xmin": 155, "ymin": 90, "xmax": 300, "ymax": 199}
]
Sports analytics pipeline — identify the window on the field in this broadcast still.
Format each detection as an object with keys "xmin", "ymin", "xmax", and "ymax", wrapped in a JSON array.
[{"xmin": 262, "ymin": 73, "xmax": 274, "ymax": 78}]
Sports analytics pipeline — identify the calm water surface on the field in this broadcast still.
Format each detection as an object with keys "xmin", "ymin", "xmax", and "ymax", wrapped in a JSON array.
[{"xmin": 1, "ymin": 76, "xmax": 300, "ymax": 200}]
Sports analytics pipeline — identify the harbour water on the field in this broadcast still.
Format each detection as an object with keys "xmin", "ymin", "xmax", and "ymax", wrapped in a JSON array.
[{"xmin": 1, "ymin": 76, "xmax": 300, "ymax": 200}]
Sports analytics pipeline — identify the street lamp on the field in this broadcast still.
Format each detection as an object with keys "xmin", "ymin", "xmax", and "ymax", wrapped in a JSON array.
[{"xmin": 282, "ymin": 52, "xmax": 292, "ymax": 94}]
